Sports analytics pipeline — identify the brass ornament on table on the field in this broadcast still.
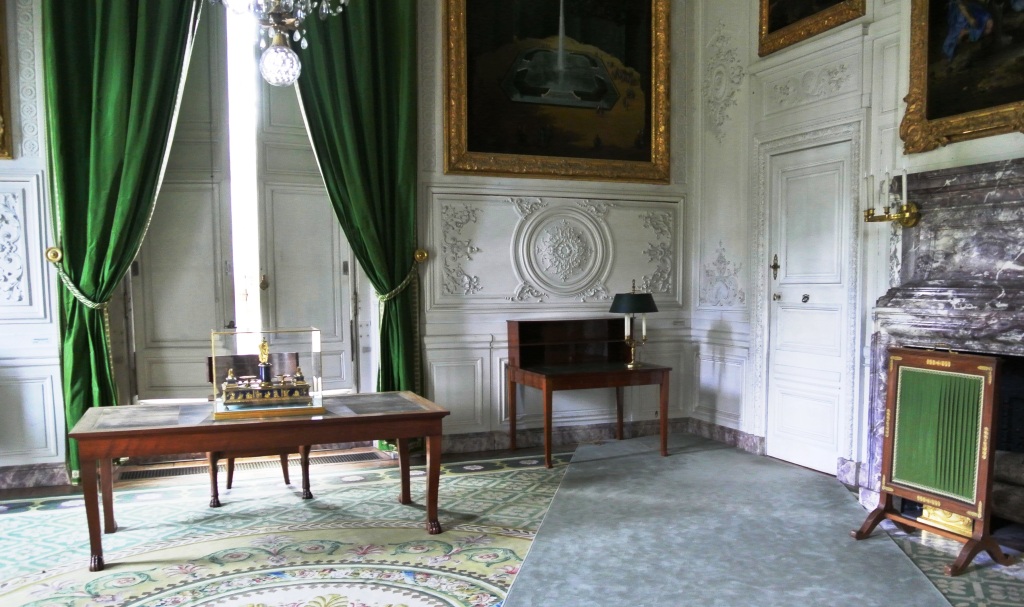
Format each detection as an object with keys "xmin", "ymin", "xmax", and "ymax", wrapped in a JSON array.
[{"xmin": 210, "ymin": 327, "xmax": 325, "ymax": 420}]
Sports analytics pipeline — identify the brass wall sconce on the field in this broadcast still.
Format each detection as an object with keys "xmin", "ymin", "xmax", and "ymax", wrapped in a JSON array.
[
  {"xmin": 608, "ymin": 280, "xmax": 658, "ymax": 369},
  {"xmin": 863, "ymin": 169, "xmax": 920, "ymax": 228}
]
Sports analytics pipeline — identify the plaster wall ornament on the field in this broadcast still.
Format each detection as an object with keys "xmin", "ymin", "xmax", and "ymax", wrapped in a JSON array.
[
  {"xmin": 574, "ymin": 199, "xmax": 611, "ymax": 219},
  {"xmin": 700, "ymin": 241, "xmax": 745, "ymax": 307},
  {"xmin": 440, "ymin": 203, "xmax": 482, "ymax": 295},
  {"xmin": 16, "ymin": 0, "xmax": 40, "ymax": 157},
  {"xmin": 0, "ymin": 192, "xmax": 25, "ymax": 303},
  {"xmin": 638, "ymin": 210, "xmax": 674, "ymax": 293},
  {"xmin": 509, "ymin": 282, "xmax": 548, "ymax": 303},
  {"xmin": 703, "ymin": 24, "xmax": 744, "ymax": 143},
  {"xmin": 508, "ymin": 196, "xmax": 546, "ymax": 218},
  {"xmin": 510, "ymin": 203, "xmax": 612, "ymax": 302},
  {"xmin": 767, "ymin": 62, "xmax": 853, "ymax": 111}
]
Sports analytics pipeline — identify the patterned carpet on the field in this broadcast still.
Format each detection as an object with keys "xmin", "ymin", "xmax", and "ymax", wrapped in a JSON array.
[
  {"xmin": 887, "ymin": 522, "xmax": 1024, "ymax": 607},
  {"xmin": 0, "ymin": 454, "xmax": 570, "ymax": 606},
  {"xmin": 0, "ymin": 450, "xmax": 1021, "ymax": 606}
]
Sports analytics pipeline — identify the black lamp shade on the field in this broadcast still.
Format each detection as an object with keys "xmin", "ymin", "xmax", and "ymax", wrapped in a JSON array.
[{"xmin": 608, "ymin": 292, "xmax": 658, "ymax": 314}]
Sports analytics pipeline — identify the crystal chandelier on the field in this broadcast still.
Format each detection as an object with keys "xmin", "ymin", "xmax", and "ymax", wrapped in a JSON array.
[{"xmin": 212, "ymin": 0, "xmax": 350, "ymax": 87}]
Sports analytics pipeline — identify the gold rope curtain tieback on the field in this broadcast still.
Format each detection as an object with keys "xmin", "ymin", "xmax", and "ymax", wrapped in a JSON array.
[
  {"xmin": 377, "ymin": 249, "xmax": 428, "ymax": 302},
  {"xmin": 45, "ymin": 246, "xmax": 107, "ymax": 310}
]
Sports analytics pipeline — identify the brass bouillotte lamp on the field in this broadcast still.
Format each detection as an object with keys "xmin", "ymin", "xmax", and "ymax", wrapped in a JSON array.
[{"xmin": 608, "ymin": 280, "xmax": 658, "ymax": 369}]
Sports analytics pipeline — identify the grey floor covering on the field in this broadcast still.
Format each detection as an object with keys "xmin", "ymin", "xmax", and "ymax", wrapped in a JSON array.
[{"xmin": 504, "ymin": 433, "xmax": 950, "ymax": 607}]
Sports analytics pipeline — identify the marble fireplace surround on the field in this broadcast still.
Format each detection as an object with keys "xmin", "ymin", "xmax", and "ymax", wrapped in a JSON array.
[{"xmin": 864, "ymin": 157, "xmax": 1024, "ymax": 504}]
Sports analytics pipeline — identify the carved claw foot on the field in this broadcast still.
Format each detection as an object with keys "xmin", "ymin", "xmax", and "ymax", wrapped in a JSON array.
[
  {"xmin": 427, "ymin": 520, "xmax": 443, "ymax": 535},
  {"xmin": 209, "ymin": 497, "xmax": 221, "ymax": 508}
]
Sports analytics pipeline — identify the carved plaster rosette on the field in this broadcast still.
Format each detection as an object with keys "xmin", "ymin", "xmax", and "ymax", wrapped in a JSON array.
[
  {"xmin": 703, "ymin": 24, "xmax": 744, "ymax": 143},
  {"xmin": 0, "ymin": 192, "xmax": 25, "ymax": 302},
  {"xmin": 509, "ymin": 199, "xmax": 611, "ymax": 302},
  {"xmin": 700, "ymin": 242, "xmax": 744, "ymax": 307}
]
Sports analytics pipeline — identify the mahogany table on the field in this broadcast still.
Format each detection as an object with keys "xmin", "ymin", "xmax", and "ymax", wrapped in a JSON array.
[
  {"xmin": 69, "ymin": 391, "xmax": 449, "ymax": 571},
  {"xmin": 507, "ymin": 362, "xmax": 672, "ymax": 468}
]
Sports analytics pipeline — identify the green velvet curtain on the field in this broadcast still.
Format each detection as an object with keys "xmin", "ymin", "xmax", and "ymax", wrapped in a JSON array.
[
  {"xmin": 42, "ymin": 0, "xmax": 201, "ymax": 478},
  {"xmin": 296, "ymin": 0, "xmax": 420, "ymax": 393}
]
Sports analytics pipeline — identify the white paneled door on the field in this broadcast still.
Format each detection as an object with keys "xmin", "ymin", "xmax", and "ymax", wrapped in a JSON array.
[{"xmin": 766, "ymin": 140, "xmax": 853, "ymax": 474}]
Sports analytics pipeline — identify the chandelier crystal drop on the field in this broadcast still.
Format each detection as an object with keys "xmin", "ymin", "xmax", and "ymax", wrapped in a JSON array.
[{"xmin": 212, "ymin": 0, "xmax": 350, "ymax": 86}]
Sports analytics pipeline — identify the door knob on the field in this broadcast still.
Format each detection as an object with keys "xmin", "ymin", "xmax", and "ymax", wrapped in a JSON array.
[
  {"xmin": 802, "ymin": 294, "xmax": 810, "ymax": 303},
  {"xmin": 770, "ymin": 254, "xmax": 780, "ymax": 280},
  {"xmin": 772, "ymin": 293, "xmax": 781, "ymax": 301}
]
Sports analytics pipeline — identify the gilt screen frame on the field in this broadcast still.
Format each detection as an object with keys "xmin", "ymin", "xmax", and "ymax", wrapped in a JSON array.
[{"xmin": 881, "ymin": 347, "xmax": 999, "ymax": 521}]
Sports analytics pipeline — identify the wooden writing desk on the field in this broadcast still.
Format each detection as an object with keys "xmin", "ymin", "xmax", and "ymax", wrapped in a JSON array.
[
  {"xmin": 69, "ymin": 391, "xmax": 449, "ymax": 571},
  {"xmin": 506, "ymin": 319, "xmax": 671, "ymax": 467}
]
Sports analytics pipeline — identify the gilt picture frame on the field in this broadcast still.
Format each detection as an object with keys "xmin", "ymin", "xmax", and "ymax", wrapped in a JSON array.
[
  {"xmin": 758, "ymin": 0, "xmax": 866, "ymax": 57},
  {"xmin": 900, "ymin": 0, "xmax": 1024, "ymax": 154},
  {"xmin": 0, "ymin": 0, "xmax": 12, "ymax": 160},
  {"xmin": 444, "ymin": 0, "xmax": 670, "ymax": 183}
]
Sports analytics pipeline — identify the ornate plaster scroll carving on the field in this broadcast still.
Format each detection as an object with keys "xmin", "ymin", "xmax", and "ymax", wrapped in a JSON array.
[
  {"xmin": 1, "ymin": 192, "xmax": 26, "ymax": 302},
  {"xmin": 510, "ymin": 202, "xmax": 612, "ymax": 302},
  {"xmin": 703, "ymin": 24, "xmax": 744, "ymax": 143},
  {"xmin": 440, "ymin": 203, "xmax": 482, "ymax": 295},
  {"xmin": 16, "ymin": 0, "xmax": 40, "ymax": 157},
  {"xmin": 575, "ymin": 199, "xmax": 611, "ymax": 219},
  {"xmin": 768, "ymin": 63, "xmax": 853, "ymax": 110},
  {"xmin": 638, "ymin": 210, "xmax": 673, "ymax": 293},
  {"xmin": 700, "ymin": 241, "xmax": 745, "ymax": 307},
  {"xmin": 510, "ymin": 282, "xmax": 547, "ymax": 303},
  {"xmin": 509, "ymin": 196, "xmax": 546, "ymax": 218}
]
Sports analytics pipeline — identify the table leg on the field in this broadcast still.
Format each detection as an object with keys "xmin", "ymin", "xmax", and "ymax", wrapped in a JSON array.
[
  {"xmin": 543, "ymin": 386, "xmax": 553, "ymax": 468},
  {"xmin": 208, "ymin": 452, "xmax": 222, "ymax": 507},
  {"xmin": 100, "ymin": 459, "xmax": 117, "ymax": 534},
  {"xmin": 659, "ymin": 372, "xmax": 670, "ymax": 456},
  {"xmin": 508, "ymin": 371, "xmax": 517, "ymax": 451},
  {"xmin": 615, "ymin": 386, "xmax": 624, "ymax": 440},
  {"xmin": 397, "ymin": 438, "xmax": 412, "ymax": 505},
  {"xmin": 299, "ymin": 445, "xmax": 313, "ymax": 499},
  {"xmin": 426, "ymin": 433, "xmax": 443, "ymax": 534},
  {"xmin": 279, "ymin": 453, "xmax": 291, "ymax": 486},
  {"xmin": 80, "ymin": 459, "xmax": 105, "ymax": 572}
]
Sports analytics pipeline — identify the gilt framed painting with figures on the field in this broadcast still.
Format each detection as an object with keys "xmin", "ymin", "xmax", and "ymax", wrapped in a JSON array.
[
  {"xmin": 900, "ymin": 0, "xmax": 1024, "ymax": 153},
  {"xmin": 444, "ymin": 0, "xmax": 670, "ymax": 183}
]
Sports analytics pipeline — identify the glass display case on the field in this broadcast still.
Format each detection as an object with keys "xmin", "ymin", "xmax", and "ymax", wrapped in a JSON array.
[{"xmin": 209, "ymin": 327, "xmax": 324, "ymax": 420}]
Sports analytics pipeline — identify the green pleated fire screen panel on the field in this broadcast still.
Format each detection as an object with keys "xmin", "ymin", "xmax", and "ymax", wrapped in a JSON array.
[{"xmin": 892, "ymin": 367, "xmax": 985, "ymax": 504}]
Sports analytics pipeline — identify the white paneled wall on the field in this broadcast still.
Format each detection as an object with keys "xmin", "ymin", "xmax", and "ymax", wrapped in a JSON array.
[
  {"xmin": 0, "ymin": 0, "xmax": 63, "ymax": 471},
  {"xmin": 3, "ymin": 1, "xmax": 1024, "ymax": 483}
]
